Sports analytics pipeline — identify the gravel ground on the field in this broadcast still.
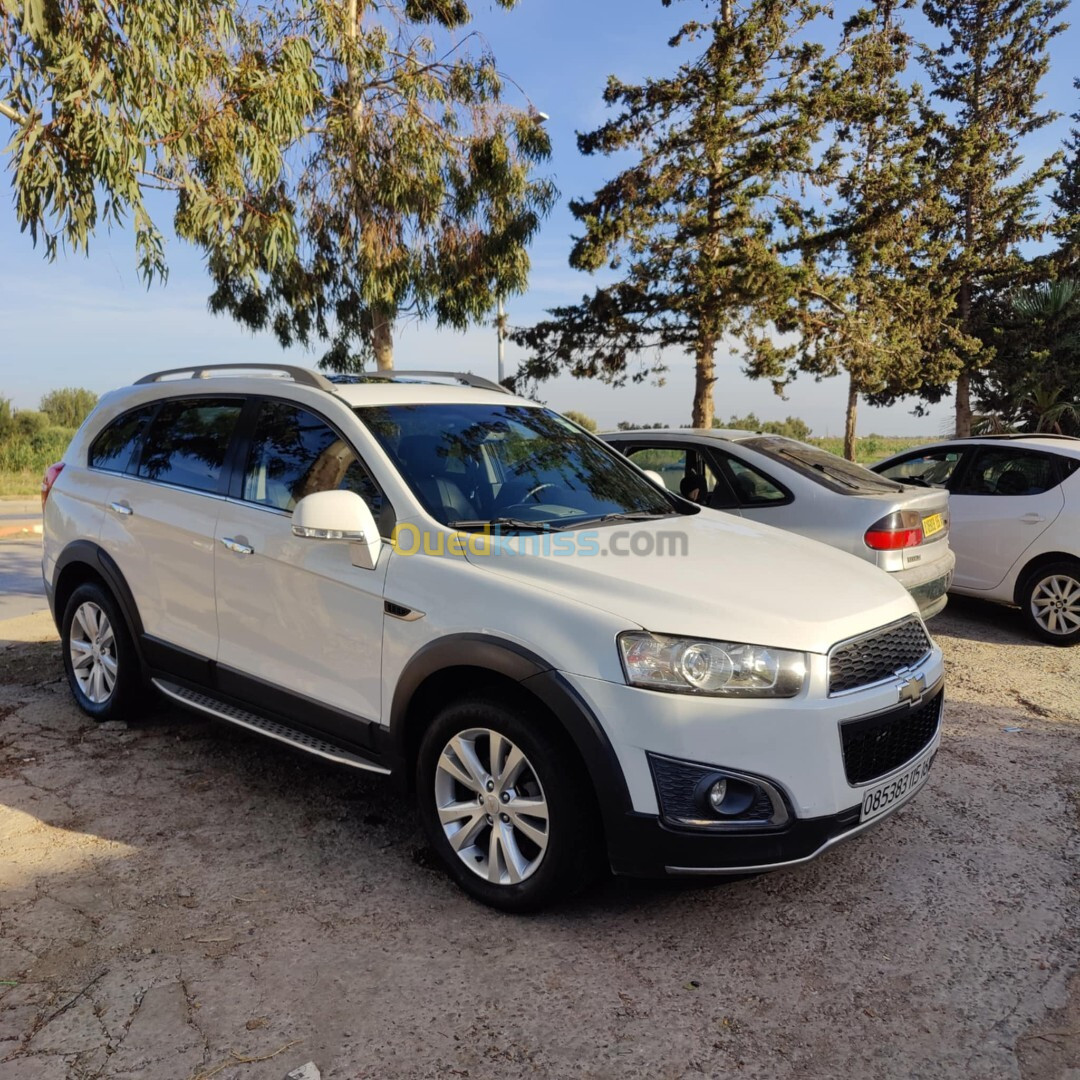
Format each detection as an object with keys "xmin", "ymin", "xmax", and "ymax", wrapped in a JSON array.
[{"xmin": 0, "ymin": 597, "xmax": 1077, "ymax": 1080}]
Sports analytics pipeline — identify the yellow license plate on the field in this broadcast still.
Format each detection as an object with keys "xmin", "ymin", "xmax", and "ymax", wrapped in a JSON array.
[{"xmin": 922, "ymin": 513, "xmax": 945, "ymax": 538}]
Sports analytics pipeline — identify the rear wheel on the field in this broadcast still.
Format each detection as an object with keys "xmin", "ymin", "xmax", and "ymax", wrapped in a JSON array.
[
  {"xmin": 61, "ymin": 581, "xmax": 144, "ymax": 719},
  {"xmin": 416, "ymin": 696, "xmax": 598, "ymax": 911},
  {"xmin": 1019, "ymin": 560, "xmax": 1080, "ymax": 645}
]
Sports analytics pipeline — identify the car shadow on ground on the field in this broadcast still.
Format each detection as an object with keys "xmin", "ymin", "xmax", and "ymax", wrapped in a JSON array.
[{"xmin": 930, "ymin": 593, "xmax": 1034, "ymax": 647}]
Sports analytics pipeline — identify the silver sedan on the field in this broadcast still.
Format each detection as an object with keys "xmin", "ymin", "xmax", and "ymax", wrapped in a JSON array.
[{"xmin": 602, "ymin": 429, "xmax": 956, "ymax": 619}]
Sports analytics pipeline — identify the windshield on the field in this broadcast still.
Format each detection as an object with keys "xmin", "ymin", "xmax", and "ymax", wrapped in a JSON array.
[
  {"xmin": 741, "ymin": 437, "xmax": 905, "ymax": 494},
  {"xmin": 355, "ymin": 403, "xmax": 679, "ymax": 528}
]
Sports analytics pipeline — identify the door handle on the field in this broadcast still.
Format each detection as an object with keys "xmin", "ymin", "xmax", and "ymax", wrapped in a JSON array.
[
  {"xmin": 221, "ymin": 537, "xmax": 254, "ymax": 556},
  {"xmin": 108, "ymin": 501, "xmax": 133, "ymax": 516},
  {"xmin": 1020, "ymin": 513, "xmax": 1045, "ymax": 524}
]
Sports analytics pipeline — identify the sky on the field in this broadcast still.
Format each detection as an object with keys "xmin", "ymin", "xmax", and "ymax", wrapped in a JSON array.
[{"xmin": 2, "ymin": 0, "xmax": 1078, "ymax": 435}]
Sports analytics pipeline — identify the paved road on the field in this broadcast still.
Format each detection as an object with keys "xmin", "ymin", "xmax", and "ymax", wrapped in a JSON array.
[{"xmin": 0, "ymin": 538, "xmax": 47, "ymax": 620}]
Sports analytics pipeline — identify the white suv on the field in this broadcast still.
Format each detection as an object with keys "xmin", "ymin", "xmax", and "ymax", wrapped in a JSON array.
[{"xmin": 42, "ymin": 365, "xmax": 945, "ymax": 910}]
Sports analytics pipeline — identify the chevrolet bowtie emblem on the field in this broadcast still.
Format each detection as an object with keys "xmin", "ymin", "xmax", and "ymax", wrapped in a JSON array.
[{"xmin": 898, "ymin": 673, "xmax": 926, "ymax": 705}]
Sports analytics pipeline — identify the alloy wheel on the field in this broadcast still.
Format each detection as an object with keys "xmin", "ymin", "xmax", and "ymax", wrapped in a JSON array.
[
  {"xmin": 69, "ymin": 601, "xmax": 118, "ymax": 704},
  {"xmin": 433, "ymin": 727, "xmax": 550, "ymax": 885},
  {"xmin": 1030, "ymin": 573, "xmax": 1080, "ymax": 636}
]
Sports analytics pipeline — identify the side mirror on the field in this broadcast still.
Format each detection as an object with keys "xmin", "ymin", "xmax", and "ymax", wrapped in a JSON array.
[
  {"xmin": 292, "ymin": 490, "xmax": 382, "ymax": 570},
  {"xmin": 642, "ymin": 469, "xmax": 666, "ymax": 489}
]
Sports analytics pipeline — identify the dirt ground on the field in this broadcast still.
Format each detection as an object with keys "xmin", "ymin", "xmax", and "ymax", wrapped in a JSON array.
[{"xmin": 1, "ymin": 597, "xmax": 1077, "ymax": 1080}]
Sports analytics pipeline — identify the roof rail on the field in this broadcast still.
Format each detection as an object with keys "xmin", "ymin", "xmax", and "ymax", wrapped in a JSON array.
[
  {"xmin": 327, "ymin": 370, "xmax": 511, "ymax": 395},
  {"xmin": 135, "ymin": 364, "xmax": 336, "ymax": 393},
  {"xmin": 967, "ymin": 432, "xmax": 1080, "ymax": 442}
]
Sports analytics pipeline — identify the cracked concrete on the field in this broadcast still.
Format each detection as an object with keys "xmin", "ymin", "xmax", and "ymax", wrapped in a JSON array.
[{"xmin": 0, "ymin": 596, "xmax": 1077, "ymax": 1079}]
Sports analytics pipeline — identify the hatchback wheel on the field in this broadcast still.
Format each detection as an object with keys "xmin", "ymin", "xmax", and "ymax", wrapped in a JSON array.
[
  {"xmin": 61, "ymin": 582, "xmax": 144, "ymax": 719},
  {"xmin": 416, "ymin": 696, "xmax": 597, "ymax": 911},
  {"xmin": 1020, "ymin": 561, "xmax": 1080, "ymax": 645}
]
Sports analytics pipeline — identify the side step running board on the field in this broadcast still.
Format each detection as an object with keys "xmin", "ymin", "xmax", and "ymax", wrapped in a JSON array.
[{"xmin": 153, "ymin": 679, "xmax": 390, "ymax": 775}]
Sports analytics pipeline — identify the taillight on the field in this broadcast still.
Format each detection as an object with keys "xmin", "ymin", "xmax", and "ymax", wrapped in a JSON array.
[
  {"xmin": 865, "ymin": 509, "xmax": 923, "ymax": 550},
  {"xmin": 41, "ymin": 462, "xmax": 65, "ymax": 509}
]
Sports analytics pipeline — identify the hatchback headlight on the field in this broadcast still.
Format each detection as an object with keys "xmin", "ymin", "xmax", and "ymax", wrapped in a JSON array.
[{"xmin": 618, "ymin": 632, "xmax": 806, "ymax": 697}]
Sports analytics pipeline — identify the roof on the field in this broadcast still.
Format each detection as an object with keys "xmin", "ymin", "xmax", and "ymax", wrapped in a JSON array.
[
  {"xmin": 601, "ymin": 427, "xmax": 762, "ymax": 441},
  {"xmin": 901, "ymin": 435, "xmax": 1080, "ymax": 460}
]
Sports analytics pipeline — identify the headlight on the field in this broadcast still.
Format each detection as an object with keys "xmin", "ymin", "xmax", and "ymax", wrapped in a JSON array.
[{"xmin": 618, "ymin": 632, "xmax": 807, "ymax": 698}]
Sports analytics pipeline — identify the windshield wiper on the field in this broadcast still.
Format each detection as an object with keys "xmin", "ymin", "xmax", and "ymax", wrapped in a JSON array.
[
  {"xmin": 447, "ymin": 517, "xmax": 566, "ymax": 533},
  {"xmin": 569, "ymin": 511, "xmax": 672, "ymax": 527}
]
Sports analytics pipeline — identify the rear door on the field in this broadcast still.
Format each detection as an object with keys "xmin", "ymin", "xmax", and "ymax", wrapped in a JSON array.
[
  {"xmin": 616, "ymin": 442, "xmax": 739, "ymax": 510},
  {"xmin": 946, "ymin": 446, "xmax": 1065, "ymax": 590},
  {"xmin": 99, "ymin": 396, "xmax": 244, "ymax": 660},
  {"xmin": 213, "ymin": 399, "xmax": 393, "ymax": 739}
]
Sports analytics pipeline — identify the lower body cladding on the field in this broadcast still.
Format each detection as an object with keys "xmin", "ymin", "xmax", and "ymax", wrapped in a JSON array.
[{"xmin": 560, "ymin": 650, "xmax": 945, "ymax": 877}]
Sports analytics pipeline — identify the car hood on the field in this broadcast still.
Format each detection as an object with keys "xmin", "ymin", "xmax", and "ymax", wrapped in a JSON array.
[{"xmin": 463, "ymin": 512, "xmax": 917, "ymax": 655}]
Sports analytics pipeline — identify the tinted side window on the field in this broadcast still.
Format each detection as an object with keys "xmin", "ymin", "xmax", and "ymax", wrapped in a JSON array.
[
  {"xmin": 88, "ymin": 406, "xmax": 157, "ymax": 473},
  {"xmin": 137, "ymin": 398, "xmax": 243, "ymax": 494},
  {"xmin": 243, "ymin": 401, "xmax": 393, "ymax": 533},
  {"xmin": 953, "ymin": 448, "xmax": 1057, "ymax": 496},
  {"xmin": 718, "ymin": 452, "xmax": 788, "ymax": 506},
  {"xmin": 878, "ymin": 449, "xmax": 962, "ymax": 488}
]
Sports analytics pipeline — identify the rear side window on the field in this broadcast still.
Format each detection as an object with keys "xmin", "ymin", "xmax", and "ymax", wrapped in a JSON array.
[
  {"xmin": 719, "ymin": 452, "xmax": 788, "ymax": 505},
  {"xmin": 877, "ymin": 449, "xmax": 963, "ymax": 488},
  {"xmin": 243, "ymin": 401, "xmax": 394, "ymax": 533},
  {"xmin": 953, "ymin": 448, "xmax": 1058, "ymax": 496},
  {"xmin": 88, "ymin": 406, "xmax": 156, "ymax": 473},
  {"xmin": 137, "ymin": 398, "xmax": 243, "ymax": 493}
]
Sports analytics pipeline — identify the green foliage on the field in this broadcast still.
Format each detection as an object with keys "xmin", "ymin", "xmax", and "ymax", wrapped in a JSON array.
[
  {"xmin": 746, "ymin": 1, "xmax": 958, "ymax": 457},
  {"xmin": 2, "ymin": 2, "xmax": 551, "ymax": 369},
  {"xmin": 510, "ymin": 0, "xmax": 837, "ymax": 428},
  {"xmin": 0, "ymin": 407, "xmax": 73, "ymax": 476},
  {"xmin": 1, "ymin": 2, "xmax": 315, "ymax": 284},
  {"xmin": 193, "ymin": 0, "xmax": 556, "ymax": 371},
  {"xmin": 975, "ymin": 278, "xmax": 1080, "ymax": 434},
  {"xmin": 718, "ymin": 414, "xmax": 812, "ymax": 440},
  {"xmin": 918, "ymin": 0, "xmax": 1067, "ymax": 435},
  {"xmin": 562, "ymin": 410, "xmax": 598, "ymax": 433},
  {"xmin": 39, "ymin": 387, "xmax": 98, "ymax": 429},
  {"xmin": 1052, "ymin": 79, "xmax": 1080, "ymax": 273},
  {"xmin": 809, "ymin": 435, "xmax": 924, "ymax": 464}
]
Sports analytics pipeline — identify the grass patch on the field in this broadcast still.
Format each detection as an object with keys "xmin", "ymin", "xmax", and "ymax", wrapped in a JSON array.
[
  {"xmin": 807, "ymin": 435, "xmax": 928, "ymax": 465},
  {"xmin": 0, "ymin": 470, "xmax": 45, "ymax": 497}
]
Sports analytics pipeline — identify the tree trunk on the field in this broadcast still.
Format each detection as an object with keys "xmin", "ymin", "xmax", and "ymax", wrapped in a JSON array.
[
  {"xmin": 692, "ymin": 341, "xmax": 716, "ymax": 428},
  {"xmin": 954, "ymin": 367, "xmax": 972, "ymax": 437},
  {"xmin": 372, "ymin": 305, "xmax": 394, "ymax": 370},
  {"xmin": 843, "ymin": 377, "xmax": 858, "ymax": 461}
]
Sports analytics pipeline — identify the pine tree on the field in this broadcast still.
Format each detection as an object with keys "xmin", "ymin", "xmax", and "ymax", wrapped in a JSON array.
[
  {"xmin": 919, "ymin": 0, "xmax": 1066, "ymax": 437},
  {"xmin": 511, "ymin": 0, "xmax": 835, "ymax": 428},
  {"xmin": 746, "ymin": 0, "xmax": 958, "ymax": 460},
  {"xmin": 1052, "ymin": 80, "xmax": 1080, "ymax": 273}
]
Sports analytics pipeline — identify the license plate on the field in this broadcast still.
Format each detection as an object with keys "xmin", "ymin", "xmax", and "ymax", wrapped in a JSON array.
[
  {"xmin": 922, "ymin": 513, "xmax": 945, "ymax": 538},
  {"xmin": 860, "ymin": 748, "xmax": 936, "ymax": 823}
]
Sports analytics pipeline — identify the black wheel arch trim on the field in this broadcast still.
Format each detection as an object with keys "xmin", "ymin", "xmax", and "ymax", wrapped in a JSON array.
[
  {"xmin": 52, "ymin": 540, "xmax": 146, "ymax": 656},
  {"xmin": 388, "ymin": 633, "xmax": 634, "ymax": 837}
]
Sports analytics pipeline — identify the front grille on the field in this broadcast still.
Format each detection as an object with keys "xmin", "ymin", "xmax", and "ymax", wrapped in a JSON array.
[
  {"xmin": 840, "ymin": 690, "xmax": 942, "ymax": 785},
  {"xmin": 828, "ymin": 616, "xmax": 932, "ymax": 695}
]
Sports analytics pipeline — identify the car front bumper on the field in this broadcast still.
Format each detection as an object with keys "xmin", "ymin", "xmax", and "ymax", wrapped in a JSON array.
[{"xmin": 559, "ymin": 647, "xmax": 944, "ymax": 878}]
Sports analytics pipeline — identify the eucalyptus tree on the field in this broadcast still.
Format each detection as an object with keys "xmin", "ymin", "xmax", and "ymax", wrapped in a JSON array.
[
  {"xmin": 1, "ymin": 1, "xmax": 313, "ymax": 283},
  {"xmin": 511, "ymin": 0, "xmax": 836, "ymax": 429},
  {"xmin": 2, "ymin": 1, "xmax": 553, "ymax": 370}
]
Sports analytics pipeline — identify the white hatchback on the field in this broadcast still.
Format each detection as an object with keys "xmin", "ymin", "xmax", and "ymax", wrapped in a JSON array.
[
  {"xmin": 874, "ymin": 435, "xmax": 1080, "ymax": 645},
  {"xmin": 42, "ymin": 365, "xmax": 945, "ymax": 909}
]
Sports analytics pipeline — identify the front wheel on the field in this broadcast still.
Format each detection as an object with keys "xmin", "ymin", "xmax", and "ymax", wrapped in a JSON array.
[
  {"xmin": 1019, "ymin": 561, "xmax": 1080, "ymax": 645},
  {"xmin": 416, "ymin": 696, "xmax": 598, "ymax": 911}
]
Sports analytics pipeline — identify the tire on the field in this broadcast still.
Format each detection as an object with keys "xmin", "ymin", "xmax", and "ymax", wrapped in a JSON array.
[
  {"xmin": 61, "ymin": 581, "xmax": 145, "ymax": 720},
  {"xmin": 1018, "ymin": 560, "xmax": 1080, "ymax": 646},
  {"xmin": 415, "ymin": 695, "xmax": 600, "ymax": 912}
]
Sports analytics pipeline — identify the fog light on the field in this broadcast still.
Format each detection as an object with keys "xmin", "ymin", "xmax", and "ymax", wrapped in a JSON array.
[{"xmin": 707, "ymin": 779, "xmax": 728, "ymax": 812}]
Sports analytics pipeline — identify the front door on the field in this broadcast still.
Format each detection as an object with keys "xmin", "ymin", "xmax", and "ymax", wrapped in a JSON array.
[
  {"xmin": 948, "ymin": 446, "xmax": 1065, "ymax": 590},
  {"xmin": 213, "ymin": 400, "xmax": 394, "ymax": 742}
]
